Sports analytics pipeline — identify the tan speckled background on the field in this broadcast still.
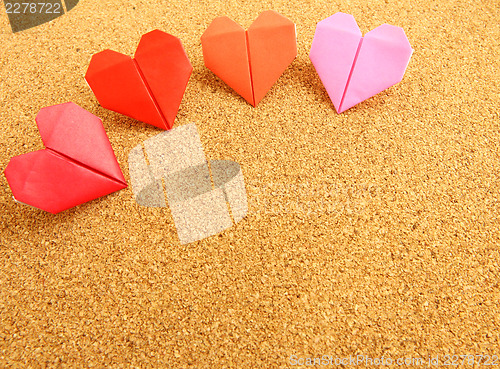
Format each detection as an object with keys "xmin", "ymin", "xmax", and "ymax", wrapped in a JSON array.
[{"xmin": 1, "ymin": 0, "xmax": 499, "ymax": 367}]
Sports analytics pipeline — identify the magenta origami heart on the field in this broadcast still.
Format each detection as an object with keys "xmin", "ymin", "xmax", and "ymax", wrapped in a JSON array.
[{"xmin": 309, "ymin": 13, "xmax": 413, "ymax": 113}]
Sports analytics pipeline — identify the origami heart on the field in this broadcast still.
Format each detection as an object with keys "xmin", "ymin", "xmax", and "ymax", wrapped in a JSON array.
[
  {"xmin": 4, "ymin": 102, "xmax": 127, "ymax": 214},
  {"xmin": 201, "ymin": 10, "xmax": 297, "ymax": 107},
  {"xmin": 85, "ymin": 30, "xmax": 192, "ymax": 130},
  {"xmin": 309, "ymin": 13, "xmax": 413, "ymax": 113}
]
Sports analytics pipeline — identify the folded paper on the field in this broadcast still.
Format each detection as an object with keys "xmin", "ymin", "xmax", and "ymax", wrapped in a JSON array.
[
  {"xmin": 201, "ymin": 10, "xmax": 297, "ymax": 107},
  {"xmin": 4, "ymin": 102, "xmax": 127, "ymax": 214},
  {"xmin": 85, "ymin": 30, "xmax": 192, "ymax": 130},
  {"xmin": 309, "ymin": 13, "xmax": 413, "ymax": 113},
  {"xmin": 128, "ymin": 123, "xmax": 247, "ymax": 244}
]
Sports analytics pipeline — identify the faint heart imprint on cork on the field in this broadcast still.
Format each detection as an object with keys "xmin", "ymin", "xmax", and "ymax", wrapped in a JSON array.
[{"xmin": 128, "ymin": 123, "xmax": 248, "ymax": 244}]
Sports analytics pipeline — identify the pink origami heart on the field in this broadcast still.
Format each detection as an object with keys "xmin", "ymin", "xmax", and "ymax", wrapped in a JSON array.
[{"xmin": 309, "ymin": 13, "xmax": 413, "ymax": 113}]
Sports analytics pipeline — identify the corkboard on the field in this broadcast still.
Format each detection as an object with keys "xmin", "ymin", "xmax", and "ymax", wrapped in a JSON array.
[{"xmin": 0, "ymin": 0, "xmax": 499, "ymax": 367}]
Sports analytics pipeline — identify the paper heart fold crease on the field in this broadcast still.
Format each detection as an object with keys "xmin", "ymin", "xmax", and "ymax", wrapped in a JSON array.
[
  {"xmin": 309, "ymin": 13, "xmax": 413, "ymax": 113},
  {"xmin": 85, "ymin": 30, "xmax": 192, "ymax": 130},
  {"xmin": 4, "ymin": 102, "xmax": 127, "ymax": 214},
  {"xmin": 201, "ymin": 10, "xmax": 297, "ymax": 106}
]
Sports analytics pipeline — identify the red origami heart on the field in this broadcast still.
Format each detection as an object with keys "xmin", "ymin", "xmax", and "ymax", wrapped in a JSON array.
[
  {"xmin": 85, "ymin": 30, "xmax": 192, "ymax": 130},
  {"xmin": 201, "ymin": 10, "xmax": 297, "ymax": 107},
  {"xmin": 4, "ymin": 102, "xmax": 127, "ymax": 214}
]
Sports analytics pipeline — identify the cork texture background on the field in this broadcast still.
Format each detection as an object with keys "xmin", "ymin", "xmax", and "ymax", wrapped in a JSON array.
[{"xmin": 0, "ymin": 0, "xmax": 499, "ymax": 367}]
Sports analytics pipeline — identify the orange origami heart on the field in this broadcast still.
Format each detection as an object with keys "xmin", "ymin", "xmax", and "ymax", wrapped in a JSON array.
[{"xmin": 201, "ymin": 10, "xmax": 297, "ymax": 107}]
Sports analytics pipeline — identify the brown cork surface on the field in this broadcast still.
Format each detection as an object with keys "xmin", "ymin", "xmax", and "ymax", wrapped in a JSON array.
[{"xmin": 0, "ymin": 0, "xmax": 499, "ymax": 367}]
